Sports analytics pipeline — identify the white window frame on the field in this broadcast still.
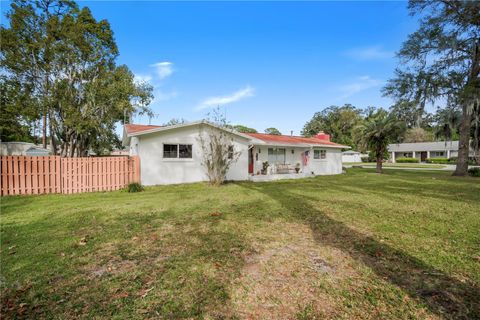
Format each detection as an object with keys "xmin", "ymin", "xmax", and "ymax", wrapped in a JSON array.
[
  {"xmin": 163, "ymin": 143, "xmax": 193, "ymax": 160},
  {"xmin": 313, "ymin": 149, "xmax": 327, "ymax": 160},
  {"xmin": 268, "ymin": 148, "xmax": 286, "ymax": 164}
]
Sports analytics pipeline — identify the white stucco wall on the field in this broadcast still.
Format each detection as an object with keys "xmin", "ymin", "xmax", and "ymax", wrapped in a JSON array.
[
  {"xmin": 252, "ymin": 146, "xmax": 305, "ymax": 174},
  {"xmin": 251, "ymin": 145, "xmax": 342, "ymax": 175},
  {"xmin": 135, "ymin": 124, "xmax": 249, "ymax": 185},
  {"xmin": 308, "ymin": 148, "xmax": 343, "ymax": 175},
  {"xmin": 342, "ymin": 153, "xmax": 362, "ymax": 163}
]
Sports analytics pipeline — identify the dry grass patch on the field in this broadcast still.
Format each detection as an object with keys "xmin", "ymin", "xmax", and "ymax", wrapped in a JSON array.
[{"xmin": 232, "ymin": 222, "xmax": 352, "ymax": 319}]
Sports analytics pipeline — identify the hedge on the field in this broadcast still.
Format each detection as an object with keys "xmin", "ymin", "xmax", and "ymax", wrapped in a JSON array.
[
  {"xmin": 468, "ymin": 167, "xmax": 480, "ymax": 177},
  {"xmin": 426, "ymin": 158, "xmax": 450, "ymax": 164},
  {"xmin": 426, "ymin": 157, "xmax": 476, "ymax": 165},
  {"xmin": 396, "ymin": 157, "xmax": 419, "ymax": 163}
]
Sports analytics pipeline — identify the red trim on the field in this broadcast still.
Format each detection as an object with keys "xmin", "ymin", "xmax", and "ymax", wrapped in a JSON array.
[
  {"xmin": 124, "ymin": 124, "xmax": 162, "ymax": 134},
  {"xmin": 244, "ymin": 132, "xmax": 343, "ymax": 147}
]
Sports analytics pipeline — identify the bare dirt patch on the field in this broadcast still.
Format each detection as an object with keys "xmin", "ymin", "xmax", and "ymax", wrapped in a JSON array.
[{"xmin": 230, "ymin": 221, "xmax": 354, "ymax": 319}]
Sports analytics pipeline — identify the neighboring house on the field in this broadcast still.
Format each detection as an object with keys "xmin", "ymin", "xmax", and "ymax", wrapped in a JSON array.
[
  {"xmin": 341, "ymin": 150, "xmax": 367, "ymax": 163},
  {"xmin": 110, "ymin": 149, "xmax": 129, "ymax": 156},
  {"xmin": 123, "ymin": 121, "xmax": 348, "ymax": 185},
  {"xmin": 388, "ymin": 141, "xmax": 474, "ymax": 163},
  {"xmin": 0, "ymin": 142, "xmax": 51, "ymax": 156}
]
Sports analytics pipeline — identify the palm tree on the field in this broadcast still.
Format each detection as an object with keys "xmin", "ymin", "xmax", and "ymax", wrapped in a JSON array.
[{"xmin": 357, "ymin": 109, "xmax": 406, "ymax": 173}]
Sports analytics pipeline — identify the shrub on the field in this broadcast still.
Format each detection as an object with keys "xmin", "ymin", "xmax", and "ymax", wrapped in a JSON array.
[
  {"xmin": 468, "ymin": 167, "xmax": 480, "ymax": 177},
  {"xmin": 448, "ymin": 157, "xmax": 476, "ymax": 165},
  {"xmin": 361, "ymin": 156, "xmax": 370, "ymax": 163},
  {"xmin": 127, "ymin": 182, "xmax": 144, "ymax": 193},
  {"xmin": 396, "ymin": 157, "xmax": 419, "ymax": 163},
  {"xmin": 426, "ymin": 158, "xmax": 450, "ymax": 164}
]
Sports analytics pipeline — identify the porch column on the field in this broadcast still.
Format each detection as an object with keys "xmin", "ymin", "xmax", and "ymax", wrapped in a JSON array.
[
  {"xmin": 412, "ymin": 151, "xmax": 416, "ymax": 159},
  {"xmin": 391, "ymin": 152, "xmax": 396, "ymax": 163},
  {"xmin": 427, "ymin": 151, "xmax": 430, "ymax": 159},
  {"xmin": 447, "ymin": 149, "xmax": 450, "ymax": 159}
]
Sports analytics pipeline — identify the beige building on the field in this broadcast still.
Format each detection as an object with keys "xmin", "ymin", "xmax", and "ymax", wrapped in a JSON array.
[
  {"xmin": 0, "ymin": 142, "xmax": 51, "ymax": 156},
  {"xmin": 388, "ymin": 141, "xmax": 474, "ymax": 163}
]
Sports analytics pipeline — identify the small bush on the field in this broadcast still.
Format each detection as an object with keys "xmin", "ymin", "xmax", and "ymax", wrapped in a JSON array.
[
  {"xmin": 448, "ymin": 157, "xmax": 476, "ymax": 165},
  {"xmin": 468, "ymin": 167, "xmax": 480, "ymax": 177},
  {"xmin": 361, "ymin": 156, "xmax": 370, "ymax": 163},
  {"xmin": 426, "ymin": 158, "xmax": 450, "ymax": 164},
  {"xmin": 396, "ymin": 157, "xmax": 419, "ymax": 163},
  {"xmin": 127, "ymin": 182, "xmax": 144, "ymax": 193}
]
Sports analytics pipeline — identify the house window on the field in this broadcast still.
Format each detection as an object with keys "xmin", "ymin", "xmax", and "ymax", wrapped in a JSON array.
[
  {"xmin": 228, "ymin": 146, "xmax": 234, "ymax": 159},
  {"xmin": 163, "ymin": 144, "xmax": 178, "ymax": 158},
  {"xmin": 314, "ymin": 149, "xmax": 326, "ymax": 159},
  {"xmin": 403, "ymin": 152, "xmax": 413, "ymax": 158},
  {"xmin": 268, "ymin": 148, "xmax": 286, "ymax": 164},
  {"xmin": 179, "ymin": 144, "xmax": 193, "ymax": 158},
  {"xmin": 163, "ymin": 144, "xmax": 192, "ymax": 159},
  {"xmin": 432, "ymin": 151, "xmax": 445, "ymax": 157}
]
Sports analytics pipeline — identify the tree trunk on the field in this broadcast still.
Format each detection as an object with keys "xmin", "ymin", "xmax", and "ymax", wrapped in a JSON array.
[
  {"xmin": 42, "ymin": 111, "xmax": 47, "ymax": 149},
  {"xmin": 49, "ymin": 114, "xmax": 57, "ymax": 155},
  {"xmin": 474, "ymin": 121, "xmax": 480, "ymax": 165},
  {"xmin": 454, "ymin": 42, "xmax": 479, "ymax": 176},
  {"xmin": 376, "ymin": 155, "xmax": 383, "ymax": 174},
  {"xmin": 453, "ymin": 105, "xmax": 472, "ymax": 176}
]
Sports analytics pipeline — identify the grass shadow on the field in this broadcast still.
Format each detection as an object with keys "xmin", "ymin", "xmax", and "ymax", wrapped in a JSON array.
[{"xmin": 239, "ymin": 181, "xmax": 480, "ymax": 319}]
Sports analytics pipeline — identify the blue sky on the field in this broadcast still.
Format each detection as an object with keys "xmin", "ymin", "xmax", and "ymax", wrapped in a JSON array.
[{"xmin": 2, "ymin": 1, "xmax": 418, "ymax": 135}]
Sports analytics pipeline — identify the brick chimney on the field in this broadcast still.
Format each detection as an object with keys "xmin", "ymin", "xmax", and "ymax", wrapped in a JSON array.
[{"xmin": 315, "ymin": 131, "xmax": 330, "ymax": 141}]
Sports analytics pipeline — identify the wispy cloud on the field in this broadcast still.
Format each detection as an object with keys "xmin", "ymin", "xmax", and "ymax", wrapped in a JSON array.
[
  {"xmin": 134, "ymin": 61, "xmax": 177, "ymax": 104},
  {"xmin": 196, "ymin": 85, "xmax": 255, "ymax": 110},
  {"xmin": 344, "ymin": 45, "xmax": 394, "ymax": 60},
  {"xmin": 338, "ymin": 75, "xmax": 382, "ymax": 99},
  {"xmin": 134, "ymin": 74, "xmax": 153, "ymax": 84},
  {"xmin": 150, "ymin": 61, "xmax": 174, "ymax": 79}
]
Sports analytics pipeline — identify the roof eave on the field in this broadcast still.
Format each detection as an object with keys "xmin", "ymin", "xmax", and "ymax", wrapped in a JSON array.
[
  {"xmin": 251, "ymin": 141, "xmax": 349, "ymax": 149},
  {"xmin": 126, "ymin": 120, "xmax": 252, "ymax": 141}
]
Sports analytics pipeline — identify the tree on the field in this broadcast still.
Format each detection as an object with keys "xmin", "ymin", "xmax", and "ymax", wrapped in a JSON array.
[
  {"xmin": 433, "ymin": 106, "xmax": 461, "ymax": 141},
  {"xmin": 389, "ymin": 100, "xmax": 433, "ymax": 129},
  {"xmin": 1, "ymin": 0, "xmax": 153, "ymax": 156},
  {"xmin": 163, "ymin": 118, "xmax": 187, "ymax": 126},
  {"xmin": 383, "ymin": 0, "xmax": 480, "ymax": 176},
  {"xmin": 1, "ymin": 0, "xmax": 75, "ymax": 147},
  {"xmin": 404, "ymin": 127, "xmax": 434, "ymax": 143},
  {"xmin": 471, "ymin": 104, "xmax": 480, "ymax": 164},
  {"xmin": 356, "ymin": 109, "xmax": 406, "ymax": 174},
  {"xmin": 264, "ymin": 127, "xmax": 281, "ymax": 135},
  {"xmin": 230, "ymin": 125, "xmax": 257, "ymax": 133},
  {"xmin": 302, "ymin": 104, "xmax": 364, "ymax": 149},
  {"xmin": 198, "ymin": 109, "xmax": 241, "ymax": 186},
  {"xmin": 0, "ymin": 76, "xmax": 37, "ymax": 142}
]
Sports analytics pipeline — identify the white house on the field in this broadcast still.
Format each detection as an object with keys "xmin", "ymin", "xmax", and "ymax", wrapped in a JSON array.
[
  {"xmin": 341, "ymin": 150, "xmax": 366, "ymax": 163},
  {"xmin": 388, "ymin": 141, "xmax": 474, "ymax": 163},
  {"xmin": 123, "ymin": 121, "xmax": 348, "ymax": 185}
]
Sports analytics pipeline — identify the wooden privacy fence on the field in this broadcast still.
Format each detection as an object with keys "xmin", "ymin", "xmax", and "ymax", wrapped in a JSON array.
[{"xmin": 1, "ymin": 156, "xmax": 140, "ymax": 196}]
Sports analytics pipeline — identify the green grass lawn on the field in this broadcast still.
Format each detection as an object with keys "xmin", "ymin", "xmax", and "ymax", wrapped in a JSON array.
[
  {"xmin": 344, "ymin": 162, "xmax": 447, "ymax": 168},
  {"xmin": 1, "ymin": 169, "xmax": 479, "ymax": 319}
]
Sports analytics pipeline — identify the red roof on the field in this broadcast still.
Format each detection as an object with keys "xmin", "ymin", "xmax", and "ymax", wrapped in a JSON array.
[
  {"xmin": 244, "ymin": 133, "xmax": 345, "ymax": 147},
  {"xmin": 124, "ymin": 124, "xmax": 162, "ymax": 134}
]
